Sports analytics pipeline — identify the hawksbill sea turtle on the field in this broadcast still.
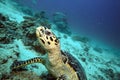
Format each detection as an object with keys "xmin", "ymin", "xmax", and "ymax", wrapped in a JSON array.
[{"xmin": 10, "ymin": 26, "xmax": 87, "ymax": 80}]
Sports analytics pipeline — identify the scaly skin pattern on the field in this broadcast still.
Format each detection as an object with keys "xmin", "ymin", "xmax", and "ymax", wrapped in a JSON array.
[{"xmin": 36, "ymin": 26, "xmax": 79, "ymax": 80}]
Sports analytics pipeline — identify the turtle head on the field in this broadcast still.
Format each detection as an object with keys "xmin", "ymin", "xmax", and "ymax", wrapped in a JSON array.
[{"xmin": 36, "ymin": 26, "xmax": 60, "ymax": 51}]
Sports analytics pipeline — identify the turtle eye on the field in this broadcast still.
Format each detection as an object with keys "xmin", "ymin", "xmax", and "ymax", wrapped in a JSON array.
[{"xmin": 45, "ymin": 30, "xmax": 51, "ymax": 36}]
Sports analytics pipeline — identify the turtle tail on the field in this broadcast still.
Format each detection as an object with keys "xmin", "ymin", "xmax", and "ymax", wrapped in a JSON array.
[{"xmin": 10, "ymin": 57, "xmax": 45, "ymax": 70}]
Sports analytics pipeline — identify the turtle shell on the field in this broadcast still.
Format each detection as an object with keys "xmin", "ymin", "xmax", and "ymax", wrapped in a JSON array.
[{"xmin": 61, "ymin": 51, "xmax": 87, "ymax": 80}]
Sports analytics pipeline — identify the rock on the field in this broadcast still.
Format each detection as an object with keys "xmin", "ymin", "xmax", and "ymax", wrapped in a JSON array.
[
  {"xmin": 97, "ymin": 75, "xmax": 104, "ymax": 80},
  {"xmin": 72, "ymin": 35, "xmax": 89, "ymax": 43},
  {"xmin": 0, "ymin": 33, "xmax": 6, "ymax": 42},
  {"xmin": 34, "ymin": 11, "xmax": 47, "ymax": 19},
  {"xmin": 34, "ymin": 11, "xmax": 51, "ymax": 28},
  {"xmin": 0, "ymin": 12, "xmax": 50, "ymax": 52},
  {"xmin": 100, "ymin": 68, "xmax": 115, "ymax": 80},
  {"xmin": 106, "ymin": 69, "xmax": 114, "ymax": 78},
  {"xmin": 2, "ymin": 71, "xmax": 42, "ymax": 80},
  {"xmin": 53, "ymin": 12, "xmax": 71, "ymax": 35},
  {"xmin": 53, "ymin": 12, "xmax": 66, "ymax": 22},
  {"xmin": 0, "ymin": 21, "xmax": 5, "ymax": 28},
  {"xmin": 93, "ymin": 47, "xmax": 103, "ymax": 53},
  {"xmin": 20, "ymin": 19, "xmax": 35, "ymax": 28},
  {"xmin": 21, "ymin": 7, "xmax": 33, "ymax": 16},
  {"xmin": 0, "ymin": 13, "xmax": 20, "ymax": 43},
  {"xmin": 114, "ymin": 72, "xmax": 120, "ymax": 80},
  {"xmin": 23, "ymin": 16, "xmax": 36, "ymax": 21},
  {"xmin": 63, "ymin": 34, "xmax": 68, "ymax": 39},
  {"xmin": 0, "ymin": 13, "xmax": 9, "ymax": 21},
  {"xmin": 40, "ymin": 19, "xmax": 51, "ymax": 28},
  {"xmin": 0, "ymin": 43, "xmax": 20, "ymax": 79},
  {"xmin": 81, "ymin": 57, "xmax": 86, "ymax": 62}
]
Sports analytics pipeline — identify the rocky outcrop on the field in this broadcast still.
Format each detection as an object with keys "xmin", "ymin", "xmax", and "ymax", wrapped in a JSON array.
[{"xmin": 53, "ymin": 12, "xmax": 71, "ymax": 35}]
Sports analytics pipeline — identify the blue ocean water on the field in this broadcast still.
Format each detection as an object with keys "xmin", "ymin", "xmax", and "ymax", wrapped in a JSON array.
[
  {"xmin": 0, "ymin": 0, "xmax": 120, "ymax": 80},
  {"xmin": 15, "ymin": 0, "xmax": 120, "ymax": 48}
]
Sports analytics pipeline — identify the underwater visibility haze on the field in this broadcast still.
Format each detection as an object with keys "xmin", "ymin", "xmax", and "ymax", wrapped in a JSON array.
[
  {"xmin": 15, "ymin": 0, "xmax": 120, "ymax": 48},
  {"xmin": 0, "ymin": 0, "xmax": 120, "ymax": 80}
]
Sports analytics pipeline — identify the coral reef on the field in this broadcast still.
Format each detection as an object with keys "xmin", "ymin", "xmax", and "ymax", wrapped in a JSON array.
[
  {"xmin": 0, "ymin": 2, "xmax": 120, "ymax": 79},
  {"xmin": 0, "ymin": 13, "xmax": 9, "ymax": 21},
  {"xmin": 0, "ymin": 13, "xmax": 18, "ymax": 44},
  {"xmin": 1, "ymin": 71, "xmax": 41, "ymax": 80},
  {"xmin": 99, "ymin": 68, "xmax": 120, "ymax": 80},
  {"xmin": 0, "ymin": 12, "xmax": 48, "ymax": 53},
  {"xmin": 93, "ymin": 46, "xmax": 103, "ymax": 53},
  {"xmin": 34, "ymin": 11, "xmax": 51, "ymax": 28},
  {"xmin": 0, "ymin": 13, "xmax": 48, "ymax": 79},
  {"xmin": 71, "ymin": 35, "xmax": 89, "ymax": 43},
  {"xmin": 0, "ymin": 43, "xmax": 18, "ymax": 79},
  {"xmin": 53, "ymin": 12, "xmax": 71, "ymax": 35},
  {"xmin": 21, "ymin": 7, "xmax": 33, "ymax": 16}
]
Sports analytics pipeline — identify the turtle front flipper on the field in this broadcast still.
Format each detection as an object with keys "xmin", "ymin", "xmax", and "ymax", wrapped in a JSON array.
[{"xmin": 11, "ymin": 57, "xmax": 45, "ymax": 70}]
